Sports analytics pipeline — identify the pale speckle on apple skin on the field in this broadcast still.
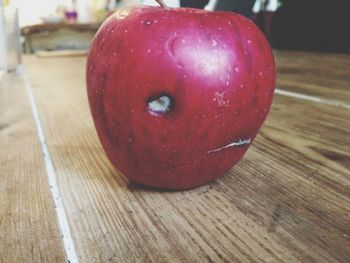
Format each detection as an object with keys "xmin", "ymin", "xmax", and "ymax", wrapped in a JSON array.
[
  {"xmin": 213, "ymin": 91, "xmax": 230, "ymax": 107},
  {"xmin": 211, "ymin": 39, "xmax": 218, "ymax": 47},
  {"xmin": 235, "ymin": 66, "xmax": 239, "ymax": 73}
]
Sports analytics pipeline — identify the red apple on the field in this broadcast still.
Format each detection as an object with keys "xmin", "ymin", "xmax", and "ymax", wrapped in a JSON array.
[{"xmin": 86, "ymin": 2, "xmax": 275, "ymax": 189}]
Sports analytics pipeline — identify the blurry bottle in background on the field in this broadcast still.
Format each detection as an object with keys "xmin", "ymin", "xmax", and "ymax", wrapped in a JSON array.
[
  {"xmin": 0, "ymin": 0, "xmax": 22, "ymax": 73},
  {"xmin": 76, "ymin": 0, "xmax": 92, "ymax": 23},
  {"xmin": 0, "ymin": 2, "xmax": 6, "ymax": 72}
]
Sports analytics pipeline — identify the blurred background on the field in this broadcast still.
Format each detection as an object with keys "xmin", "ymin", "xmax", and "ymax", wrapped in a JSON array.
[{"xmin": 0, "ymin": 0, "xmax": 349, "ymax": 72}]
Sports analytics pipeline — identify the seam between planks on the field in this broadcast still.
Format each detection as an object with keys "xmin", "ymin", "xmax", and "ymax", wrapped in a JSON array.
[
  {"xmin": 20, "ymin": 66, "xmax": 79, "ymax": 263},
  {"xmin": 275, "ymin": 88, "xmax": 350, "ymax": 110}
]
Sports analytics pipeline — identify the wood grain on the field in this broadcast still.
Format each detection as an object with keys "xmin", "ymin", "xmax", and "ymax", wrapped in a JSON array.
[
  {"xmin": 0, "ymin": 73, "xmax": 66, "ymax": 262},
  {"xmin": 23, "ymin": 53, "xmax": 350, "ymax": 263},
  {"xmin": 275, "ymin": 50, "xmax": 350, "ymax": 103}
]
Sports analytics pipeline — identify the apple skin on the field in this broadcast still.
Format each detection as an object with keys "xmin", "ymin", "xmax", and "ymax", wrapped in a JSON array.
[{"xmin": 86, "ymin": 6, "xmax": 276, "ymax": 189}]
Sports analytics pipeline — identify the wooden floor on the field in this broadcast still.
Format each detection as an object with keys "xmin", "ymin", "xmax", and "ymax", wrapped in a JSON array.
[{"xmin": 1, "ymin": 51, "xmax": 350, "ymax": 263}]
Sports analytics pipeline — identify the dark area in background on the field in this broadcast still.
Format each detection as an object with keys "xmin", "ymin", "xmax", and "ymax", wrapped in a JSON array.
[
  {"xmin": 271, "ymin": 0, "xmax": 350, "ymax": 52},
  {"xmin": 214, "ymin": 0, "xmax": 255, "ymax": 18},
  {"xmin": 180, "ymin": 0, "xmax": 350, "ymax": 53},
  {"xmin": 180, "ymin": 0, "xmax": 209, "ymax": 9}
]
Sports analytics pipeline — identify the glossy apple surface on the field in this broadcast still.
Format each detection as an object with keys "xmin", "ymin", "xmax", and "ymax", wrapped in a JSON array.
[{"xmin": 86, "ymin": 6, "xmax": 275, "ymax": 189}]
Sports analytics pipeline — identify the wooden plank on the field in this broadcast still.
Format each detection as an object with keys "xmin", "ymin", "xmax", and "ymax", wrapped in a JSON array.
[
  {"xmin": 0, "ymin": 73, "xmax": 66, "ymax": 262},
  {"xmin": 24, "ymin": 54, "xmax": 350, "ymax": 263},
  {"xmin": 275, "ymin": 51, "xmax": 350, "ymax": 103}
]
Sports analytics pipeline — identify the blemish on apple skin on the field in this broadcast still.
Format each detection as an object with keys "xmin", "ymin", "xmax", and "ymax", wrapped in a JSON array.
[
  {"xmin": 254, "ymin": 84, "xmax": 259, "ymax": 92},
  {"xmin": 251, "ymin": 96, "xmax": 259, "ymax": 106},
  {"xmin": 235, "ymin": 66, "xmax": 239, "ymax": 73},
  {"xmin": 207, "ymin": 138, "xmax": 252, "ymax": 154},
  {"xmin": 211, "ymin": 39, "xmax": 218, "ymax": 47},
  {"xmin": 213, "ymin": 91, "xmax": 229, "ymax": 107},
  {"xmin": 144, "ymin": 20, "xmax": 152, "ymax": 25}
]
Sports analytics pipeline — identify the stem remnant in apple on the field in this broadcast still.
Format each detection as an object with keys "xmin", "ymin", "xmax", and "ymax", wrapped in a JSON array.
[
  {"xmin": 148, "ymin": 95, "xmax": 171, "ymax": 114},
  {"xmin": 155, "ymin": 0, "xmax": 167, "ymax": 8}
]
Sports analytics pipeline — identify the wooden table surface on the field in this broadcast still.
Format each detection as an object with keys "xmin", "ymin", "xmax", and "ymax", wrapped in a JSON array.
[{"xmin": 1, "ymin": 51, "xmax": 350, "ymax": 263}]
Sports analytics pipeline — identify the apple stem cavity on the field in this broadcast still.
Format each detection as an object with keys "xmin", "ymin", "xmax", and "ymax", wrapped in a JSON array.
[
  {"xmin": 148, "ymin": 95, "xmax": 172, "ymax": 114},
  {"xmin": 155, "ymin": 0, "xmax": 168, "ymax": 8}
]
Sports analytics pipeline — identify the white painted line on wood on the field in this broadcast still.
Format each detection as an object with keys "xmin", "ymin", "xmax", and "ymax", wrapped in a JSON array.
[
  {"xmin": 275, "ymin": 88, "xmax": 350, "ymax": 110},
  {"xmin": 21, "ymin": 67, "xmax": 79, "ymax": 263}
]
